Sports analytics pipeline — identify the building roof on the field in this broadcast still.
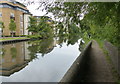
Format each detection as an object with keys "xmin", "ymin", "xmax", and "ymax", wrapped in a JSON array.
[{"xmin": 0, "ymin": 0, "xmax": 28, "ymax": 10}]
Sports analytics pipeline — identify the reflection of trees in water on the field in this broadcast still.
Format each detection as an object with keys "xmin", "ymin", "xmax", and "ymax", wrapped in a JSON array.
[
  {"xmin": 57, "ymin": 33, "xmax": 81, "ymax": 48},
  {"xmin": 38, "ymin": 38, "xmax": 55, "ymax": 56},
  {"xmin": 57, "ymin": 33, "xmax": 84, "ymax": 52},
  {"xmin": 28, "ymin": 22, "xmax": 83, "ymax": 57},
  {"xmin": 58, "ymin": 34, "xmax": 80, "ymax": 47},
  {"xmin": 27, "ymin": 44, "xmax": 38, "ymax": 60},
  {"xmin": 28, "ymin": 38, "xmax": 55, "ymax": 57},
  {"xmin": 56, "ymin": 23, "xmax": 81, "ymax": 48},
  {"xmin": 10, "ymin": 47, "xmax": 17, "ymax": 58}
]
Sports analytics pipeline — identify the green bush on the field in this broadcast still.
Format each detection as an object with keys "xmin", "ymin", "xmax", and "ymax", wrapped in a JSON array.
[{"xmin": 27, "ymin": 35, "xmax": 42, "ymax": 39}]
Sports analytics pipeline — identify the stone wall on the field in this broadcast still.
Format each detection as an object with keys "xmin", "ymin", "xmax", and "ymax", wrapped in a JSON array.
[{"xmin": 104, "ymin": 41, "xmax": 120, "ymax": 75}]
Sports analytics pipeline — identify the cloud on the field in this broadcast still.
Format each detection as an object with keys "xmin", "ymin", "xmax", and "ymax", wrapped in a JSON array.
[{"xmin": 16, "ymin": 0, "xmax": 47, "ymax": 16}]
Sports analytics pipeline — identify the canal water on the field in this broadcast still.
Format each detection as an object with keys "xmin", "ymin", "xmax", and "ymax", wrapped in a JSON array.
[{"xmin": 0, "ymin": 37, "xmax": 83, "ymax": 82}]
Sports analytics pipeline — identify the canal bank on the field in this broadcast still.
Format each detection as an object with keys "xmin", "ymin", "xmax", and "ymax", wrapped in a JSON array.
[
  {"xmin": 60, "ymin": 40, "xmax": 115, "ymax": 82},
  {"xmin": 0, "ymin": 38, "xmax": 30, "ymax": 44}
]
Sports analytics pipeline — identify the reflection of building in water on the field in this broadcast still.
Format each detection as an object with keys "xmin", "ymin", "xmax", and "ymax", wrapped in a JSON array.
[
  {"xmin": 0, "ymin": 42, "xmax": 31, "ymax": 76},
  {"xmin": 0, "ymin": 38, "xmax": 57, "ymax": 76},
  {"xmin": 24, "ymin": 42, "xmax": 31, "ymax": 60}
]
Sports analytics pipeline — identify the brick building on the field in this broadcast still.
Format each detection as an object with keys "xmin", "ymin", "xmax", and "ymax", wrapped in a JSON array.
[{"xmin": 0, "ymin": 0, "xmax": 32, "ymax": 36}]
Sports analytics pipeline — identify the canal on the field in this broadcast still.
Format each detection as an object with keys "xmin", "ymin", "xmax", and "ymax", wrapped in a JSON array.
[{"xmin": 0, "ymin": 37, "xmax": 83, "ymax": 82}]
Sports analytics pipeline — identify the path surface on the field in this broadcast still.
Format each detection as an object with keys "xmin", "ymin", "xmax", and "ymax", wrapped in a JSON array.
[{"xmin": 75, "ymin": 40, "xmax": 115, "ymax": 82}]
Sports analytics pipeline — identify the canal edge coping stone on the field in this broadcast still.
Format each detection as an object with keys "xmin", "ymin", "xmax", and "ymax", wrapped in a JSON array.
[{"xmin": 0, "ymin": 38, "xmax": 30, "ymax": 44}]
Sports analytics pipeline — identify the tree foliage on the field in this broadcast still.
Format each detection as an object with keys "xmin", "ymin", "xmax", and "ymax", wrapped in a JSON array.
[
  {"xmin": 37, "ymin": 16, "xmax": 54, "ymax": 38},
  {"xmin": 28, "ymin": 16, "xmax": 54, "ymax": 39},
  {"xmin": 82, "ymin": 2, "xmax": 120, "ymax": 47},
  {"xmin": 22, "ymin": 1, "xmax": 120, "ymax": 47},
  {"xmin": 9, "ymin": 19, "xmax": 16, "ymax": 31},
  {"xmin": 0, "ymin": 21, "xmax": 5, "ymax": 29},
  {"xmin": 42, "ymin": 1, "xmax": 120, "ymax": 48},
  {"xmin": 28, "ymin": 16, "xmax": 38, "ymax": 33},
  {"xmin": 9, "ymin": 19, "xmax": 16, "ymax": 37}
]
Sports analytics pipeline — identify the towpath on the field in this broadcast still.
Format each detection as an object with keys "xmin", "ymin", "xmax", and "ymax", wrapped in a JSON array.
[{"xmin": 75, "ymin": 40, "xmax": 115, "ymax": 82}]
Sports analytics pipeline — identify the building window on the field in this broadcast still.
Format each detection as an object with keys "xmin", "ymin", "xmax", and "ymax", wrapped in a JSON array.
[
  {"xmin": 20, "ymin": 29, "xmax": 23, "ymax": 35},
  {"xmin": 20, "ymin": 22, "xmax": 23, "ymax": 29},
  {"xmin": 20, "ymin": 15, "xmax": 23, "ymax": 22},
  {"xmin": 10, "ymin": 13, "xmax": 14, "ymax": 17},
  {"xmin": 27, "ymin": 17, "xmax": 30, "ymax": 22},
  {"xmin": 0, "ymin": 5, "xmax": 3, "ymax": 8},
  {"xmin": 0, "ymin": 12, "xmax": 2, "ymax": 17},
  {"xmin": 10, "ymin": 13, "xmax": 15, "ymax": 20},
  {"xmin": 10, "ymin": 32, "xmax": 16, "ymax": 36},
  {"xmin": 20, "ymin": 15, "xmax": 23, "ymax": 29}
]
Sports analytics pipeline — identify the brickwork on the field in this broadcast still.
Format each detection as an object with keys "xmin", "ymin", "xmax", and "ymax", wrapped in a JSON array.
[{"xmin": 0, "ymin": 0, "xmax": 30, "ymax": 36}]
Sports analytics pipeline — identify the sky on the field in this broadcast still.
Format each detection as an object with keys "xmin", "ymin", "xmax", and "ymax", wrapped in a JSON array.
[
  {"xmin": 16, "ymin": 0, "xmax": 52, "ymax": 16},
  {"xmin": 16, "ymin": 0, "xmax": 84, "ymax": 21},
  {"xmin": 16, "ymin": 0, "xmax": 58, "ymax": 21}
]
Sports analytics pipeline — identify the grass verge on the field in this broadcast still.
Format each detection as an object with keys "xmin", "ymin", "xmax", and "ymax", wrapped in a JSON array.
[{"xmin": 0, "ymin": 37, "xmax": 28, "ymax": 41}]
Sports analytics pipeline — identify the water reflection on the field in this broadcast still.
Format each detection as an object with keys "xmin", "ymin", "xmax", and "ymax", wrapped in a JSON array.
[
  {"xmin": 0, "ymin": 42, "xmax": 33, "ymax": 76},
  {"xmin": 28, "ymin": 38, "xmax": 55, "ymax": 57},
  {"xmin": 0, "ymin": 37, "xmax": 82, "ymax": 82}
]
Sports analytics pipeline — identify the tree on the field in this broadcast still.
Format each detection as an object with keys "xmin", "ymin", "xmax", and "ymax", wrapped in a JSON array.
[
  {"xmin": 9, "ymin": 19, "xmax": 16, "ymax": 37},
  {"xmin": 37, "ymin": 17, "xmax": 54, "ymax": 38},
  {"xmin": 0, "ymin": 21, "xmax": 5, "ymax": 29},
  {"xmin": 28, "ymin": 16, "xmax": 38, "ymax": 34},
  {"xmin": 20, "ymin": 1, "xmax": 120, "ymax": 47},
  {"xmin": 81, "ymin": 2, "xmax": 120, "ymax": 47},
  {"xmin": 28, "ymin": 16, "xmax": 54, "ymax": 39},
  {"xmin": 41, "ymin": 2, "xmax": 120, "ymax": 48}
]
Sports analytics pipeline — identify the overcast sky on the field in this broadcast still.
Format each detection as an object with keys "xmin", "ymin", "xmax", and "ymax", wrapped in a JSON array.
[
  {"xmin": 16, "ymin": 0, "xmax": 84, "ymax": 21},
  {"xmin": 16, "ymin": 0, "xmax": 50, "ymax": 16}
]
